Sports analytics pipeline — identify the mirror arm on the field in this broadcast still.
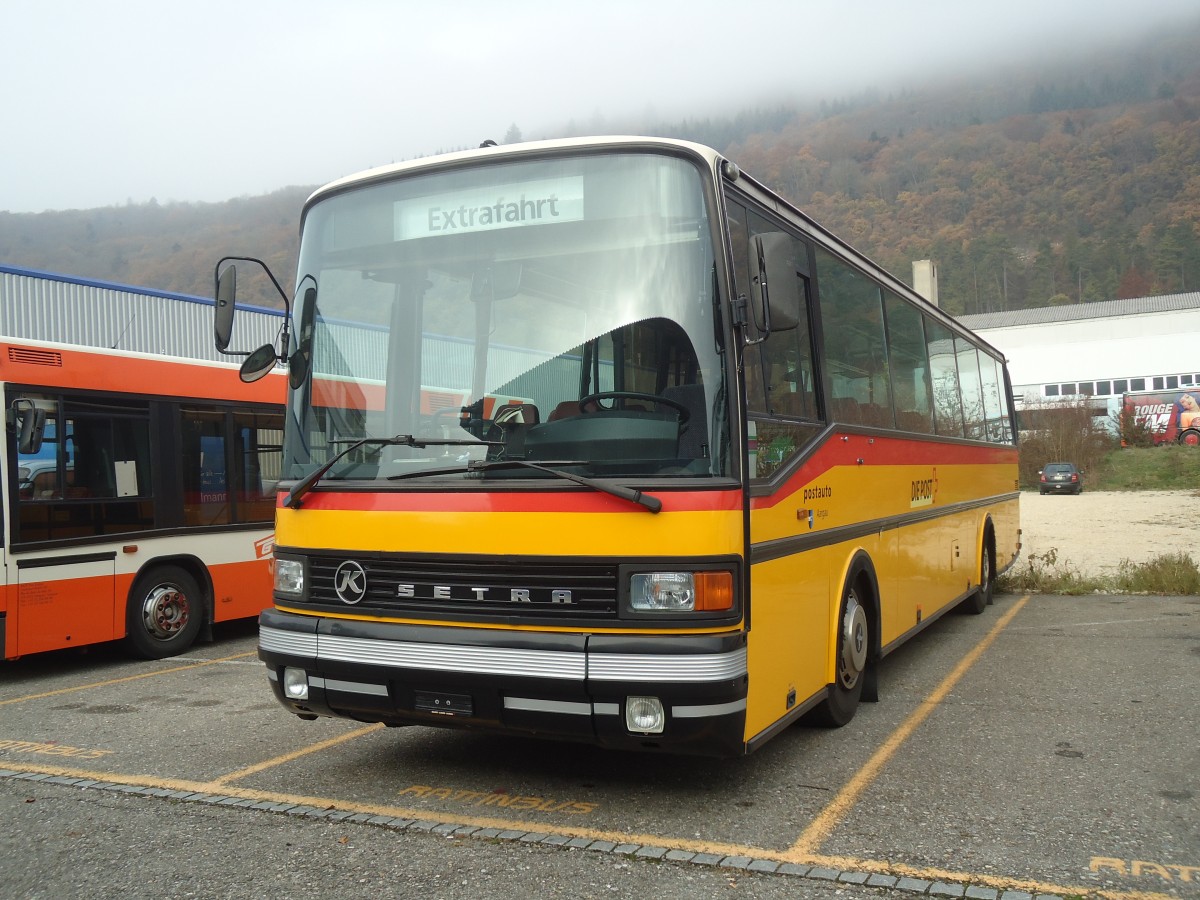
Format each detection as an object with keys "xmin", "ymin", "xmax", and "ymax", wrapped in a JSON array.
[
  {"xmin": 735, "ymin": 290, "xmax": 770, "ymax": 347},
  {"xmin": 217, "ymin": 255, "xmax": 292, "ymax": 312},
  {"xmin": 214, "ymin": 256, "xmax": 294, "ymax": 364}
]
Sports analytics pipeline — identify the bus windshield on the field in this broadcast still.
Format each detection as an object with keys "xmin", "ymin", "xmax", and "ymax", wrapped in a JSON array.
[{"xmin": 285, "ymin": 151, "xmax": 729, "ymax": 484}]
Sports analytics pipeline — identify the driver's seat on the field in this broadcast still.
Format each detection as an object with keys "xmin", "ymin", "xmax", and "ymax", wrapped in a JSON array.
[
  {"xmin": 548, "ymin": 400, "xmax": 584, "ymax": 421},
  {"xmin": 662, "ymin": 383, "xmax": 708, "ymax": 459}
]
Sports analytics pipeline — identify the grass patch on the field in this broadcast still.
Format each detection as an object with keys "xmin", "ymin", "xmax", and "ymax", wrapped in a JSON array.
[
  {"xmin": 1090, "ymin": 445, "xmax": 1200, "ymax": 491},
  {"xmin": 998, "ymin": 549, "xmax": 1200, "ymax": 595},
  {"xmin": 998, "ymin": 548, "xmax": 1104, "ymax": 595},
  {"xmin": 1113, "ymin": 552, "xmax": 1200, "ymax": 594}
]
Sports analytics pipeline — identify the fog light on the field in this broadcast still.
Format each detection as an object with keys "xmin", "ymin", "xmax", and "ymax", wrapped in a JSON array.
[
  {"xmin": 625, "ymin": 696, "xmax": 665, "ymax": 734},
  {"xmin": 283, "ymin": 667, "xmax": 309, "ymax": 700}
]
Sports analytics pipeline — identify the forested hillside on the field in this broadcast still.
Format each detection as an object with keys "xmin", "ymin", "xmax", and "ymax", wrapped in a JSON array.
[
  {"xmin": 2, "ymin": 20, "xmax": 1198, "ymax": 315},
  {"xmin": 0, "ymin": 187, "xmax": 310, "ymax": 307}
]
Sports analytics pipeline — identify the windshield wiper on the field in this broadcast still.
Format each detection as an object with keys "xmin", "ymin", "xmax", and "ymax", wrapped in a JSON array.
[
  {"xmin": 284, "ymin": 434, "xmax": 499, "ymax": 509},
  {"xmin": 467, "ymin": 459, "xmax": 663, "ymax": 513}
]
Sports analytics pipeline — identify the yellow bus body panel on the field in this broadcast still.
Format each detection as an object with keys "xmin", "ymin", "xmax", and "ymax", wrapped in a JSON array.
[
  {"xmin": 275, "ymin": 507, "xmax": 744, "ymax": 559},
  {"xmin": 747, "ymin": 442, "xmax": 1019, "ymax": 743}
]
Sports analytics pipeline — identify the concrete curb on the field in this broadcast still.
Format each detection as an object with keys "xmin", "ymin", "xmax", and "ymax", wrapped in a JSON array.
[{"xmin": 0, "ymin": 769, "xmax": 1062, "ymax": 900}]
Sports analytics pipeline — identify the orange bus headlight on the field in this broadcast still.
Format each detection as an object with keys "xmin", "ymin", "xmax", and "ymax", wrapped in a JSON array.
[{"xmin": 629, "ymin": 571, "xmax": 733, "ymax": 613}]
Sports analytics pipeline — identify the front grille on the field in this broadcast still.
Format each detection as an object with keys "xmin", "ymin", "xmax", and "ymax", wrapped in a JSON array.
[{"xmin": 306, "ymin": 553, "xmax": 619, "ymax": 620}]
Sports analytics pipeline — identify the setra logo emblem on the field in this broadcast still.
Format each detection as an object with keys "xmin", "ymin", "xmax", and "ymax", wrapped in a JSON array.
[{"xmin": 333, "ymin": 561, "xmax": 368, "ymax": 605}]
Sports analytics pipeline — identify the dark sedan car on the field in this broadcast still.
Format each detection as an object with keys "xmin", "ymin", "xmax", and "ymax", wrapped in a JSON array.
[{"xmin": 1039, "ymin": 462, "xmax": 1083, "ymax": 495}]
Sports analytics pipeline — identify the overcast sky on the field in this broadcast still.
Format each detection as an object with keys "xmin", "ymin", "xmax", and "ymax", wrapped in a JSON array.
[{"xmin": 2, "ymin": 0, "xmax": 1196, "ymax": 214}]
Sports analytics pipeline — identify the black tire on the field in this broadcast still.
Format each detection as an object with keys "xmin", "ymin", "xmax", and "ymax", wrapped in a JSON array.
[
  {"xmin": 812, "ymin": 580, "xmax": 869, "ymax": 727},
  {"xmin": 961, "ymin": 531, "xmax": 994, "ymax": 614},
  {"xmin": 124, "ymin": 565, "xmax": 204, "ymax": 659}
]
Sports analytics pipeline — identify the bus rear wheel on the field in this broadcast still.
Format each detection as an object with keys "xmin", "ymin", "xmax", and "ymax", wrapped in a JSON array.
[
  {"xmin": 813, "ymin": 582, "xmax": 868, "ymax": 727},
  {"xmin": 124, "ymin": 565, "xmax": 204, "ymax": 659}
]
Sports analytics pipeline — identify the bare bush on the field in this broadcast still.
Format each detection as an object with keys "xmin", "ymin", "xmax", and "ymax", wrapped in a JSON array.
[{"xmin": 1017, "ymin": 395, "xmax": 1115, "ymax": 487}]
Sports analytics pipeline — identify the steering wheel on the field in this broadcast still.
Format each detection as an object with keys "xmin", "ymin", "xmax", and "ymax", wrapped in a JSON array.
[{"xmin": 578, "ymin": 391, "xmax": 690, "ymax": 424}]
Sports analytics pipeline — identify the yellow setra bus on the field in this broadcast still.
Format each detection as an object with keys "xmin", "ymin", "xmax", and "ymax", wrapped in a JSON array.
[{"xmin": 217, "ymin": 136, "xmax": 1020, "ymax": 756}]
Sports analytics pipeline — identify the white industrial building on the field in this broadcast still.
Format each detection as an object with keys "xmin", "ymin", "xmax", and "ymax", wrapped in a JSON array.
[
  {"xmin": 1, "ymin": 264, "xmax": 283, "ymax": 358},
  {"xmin": 956, "ymin": 294, "xmax": 1200, "ymax": 425}
]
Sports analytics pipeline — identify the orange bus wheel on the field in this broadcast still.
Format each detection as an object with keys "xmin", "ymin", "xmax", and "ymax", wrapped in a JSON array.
[{"xmin": 124, "ymin": 565, "xmax": 204, "ymax": 660}]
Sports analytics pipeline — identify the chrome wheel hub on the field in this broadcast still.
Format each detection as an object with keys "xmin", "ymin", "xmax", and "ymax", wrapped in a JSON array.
[
  {"xmin": 141, "ymin": 585, "xmax": 190, "ymax": 641},
  {"xmin": 839, "ymin": 590, "xmax": 868, "ymax": 689}
]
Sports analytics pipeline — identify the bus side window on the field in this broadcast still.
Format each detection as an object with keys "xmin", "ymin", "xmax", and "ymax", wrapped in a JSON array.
[
  {"xmin": 883, "ymin": 290, "xmax": 935, "ymax": 434},
  {"xmin": 925, "ymin": 317, "xmax": 966, "ymax": 437},
  {"xmin": 232, "ymin": 410, "xmax": 283, "ymax": 523},
  {"xmin": 814, "ymin": 246, "xmax": 894, "ymax": 429}
]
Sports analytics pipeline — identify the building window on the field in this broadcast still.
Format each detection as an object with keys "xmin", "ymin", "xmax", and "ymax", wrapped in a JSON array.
[
  {"xmin": 1096, "ymin": 381, "xmax": 1112, "ymax": 396},
  {"xmin": 1077, "ymin": 382, "xmax": 1094, "ymax": 396},
  {"xmin": 1183, "ymin": 375, "xmax": 1194, "ymax": 386},
  {"xmin": 1060, "ymin": 383, "xmax": 1076, "ymax": 395},
  {"xmin": 1153, "ymin": 377, "xmax": 1164, "ymax": 389},
  {"xmin": 1044, "ymin": 384, "xmax": 1060, "ymax": 397},
  {"xmin": 1166, "ymin": 375, "xmax": 1179, "ymax": 389},
  {"xmin": 1115, "ymin": 379, "xmax": 1128, "ymax": 393},
  {"xmin": 1131, "ymin": 378, "xmax": 1146, "ymax": 391}
]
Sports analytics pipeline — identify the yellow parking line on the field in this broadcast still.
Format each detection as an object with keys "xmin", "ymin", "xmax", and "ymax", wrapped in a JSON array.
[
  {"xmin": 0, "ymin": 650, "xmax": 258, "ymax": 706},
  {"xmin": 787, "ymin": 594, "xmax": 1031, "ymax": 857},
  {"xmin": 5, "ymin": 596, "xmax": 1175, "ymax": 899},
  {"xmin": 2, "ymin": 750, "xmax": 1175, "ymax": 900},
  {"xmin": 209, "ymin": 723, "xmax": 384, "ymax": 787}
]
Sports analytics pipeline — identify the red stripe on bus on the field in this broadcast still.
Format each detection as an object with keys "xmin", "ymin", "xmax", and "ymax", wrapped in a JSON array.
[{"xmin": 752, "ymin": 434, "xmax": 1017, "ymax": 510}]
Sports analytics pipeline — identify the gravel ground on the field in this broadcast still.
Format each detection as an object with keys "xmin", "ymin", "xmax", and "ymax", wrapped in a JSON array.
[{"xmin": 1018, "ymin": 489, "xmax": 1200, "ymax": 577}]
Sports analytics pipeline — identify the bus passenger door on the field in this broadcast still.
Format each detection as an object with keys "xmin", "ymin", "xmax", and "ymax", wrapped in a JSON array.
[
  {"xmin": 0, "ymin": 542, "xmax": 8, "ymax": 658},
  {"xmin": 14, "ymin": 553, "xmax": 116, "ymax": 656}
]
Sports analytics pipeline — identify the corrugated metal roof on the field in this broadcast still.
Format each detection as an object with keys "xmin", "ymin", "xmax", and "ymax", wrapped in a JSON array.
[
  {"xmin": 957, "ymin": 292, "xmax": 1200, "ymax": 330},
  {"xmin": 0, "ymin": 264, "xmax": 284, "ymax": 360}
]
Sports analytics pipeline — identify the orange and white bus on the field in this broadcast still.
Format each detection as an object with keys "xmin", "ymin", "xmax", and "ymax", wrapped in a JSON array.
[
  {"xmin": 2, "ymin": 338, "xmax": 284, "ymax": 659},
  {"xmin": 220, "ymin": 136, "xmax": 1020, "ymax": 756}
]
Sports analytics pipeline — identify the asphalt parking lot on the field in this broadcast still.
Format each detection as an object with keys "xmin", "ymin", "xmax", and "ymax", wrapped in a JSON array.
[{"xmin": 1, "ymin": 591, "xmax": 1196, "ymax": 899}]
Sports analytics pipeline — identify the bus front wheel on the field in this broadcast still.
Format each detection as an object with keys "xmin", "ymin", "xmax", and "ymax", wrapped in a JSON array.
[
  {"xmin": 813, "ymin": 582, "xmax": 869, "ymax": 727},
  {"xmin": 124, "ymin": 565, "xmax": 204, "ymax": 659}
]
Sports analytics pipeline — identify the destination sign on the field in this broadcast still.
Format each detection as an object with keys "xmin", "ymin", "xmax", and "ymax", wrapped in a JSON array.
[{"xmin": 395, "ymin": 176, "xmax": 585, "ymax": 240}]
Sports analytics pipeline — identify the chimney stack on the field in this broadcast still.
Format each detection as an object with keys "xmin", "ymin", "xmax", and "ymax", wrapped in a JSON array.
[{"xmin": 913, "ymin": 260, "xmax": 939, "ymax": 307}]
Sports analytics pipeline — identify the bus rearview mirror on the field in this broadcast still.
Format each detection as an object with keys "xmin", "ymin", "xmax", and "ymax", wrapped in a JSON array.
[
  {"xmin": 753, "ymin": 232, "xmax": 800, "ymax": 332},
  {"xmin": 239, "ymin": 345, "xmax": 278, "ymax": 383},
  {"xmin": 16, "ymin": 404, "xmax": 47, "ymax": 455},
  {"xmin": 215, "ymin": 265, "xmax": 237, "ymax": 352}
]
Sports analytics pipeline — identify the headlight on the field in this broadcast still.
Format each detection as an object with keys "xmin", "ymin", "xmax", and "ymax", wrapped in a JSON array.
[
  {"xmin": 629, "ymin": 571, "xmax": 733, "ymax": 613},
  {"xmin": 275, "ymin": 558, "xmax": 304, "ymax": 595},
  {"xmin": 631, "ymin": 573, "xmax": 695, "ymax": 610}
]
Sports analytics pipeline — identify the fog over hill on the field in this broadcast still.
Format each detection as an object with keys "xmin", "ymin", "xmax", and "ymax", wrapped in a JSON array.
[{"xmin": 1, "ymin": 17, "xmax": 1197, "ymax": 315}]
